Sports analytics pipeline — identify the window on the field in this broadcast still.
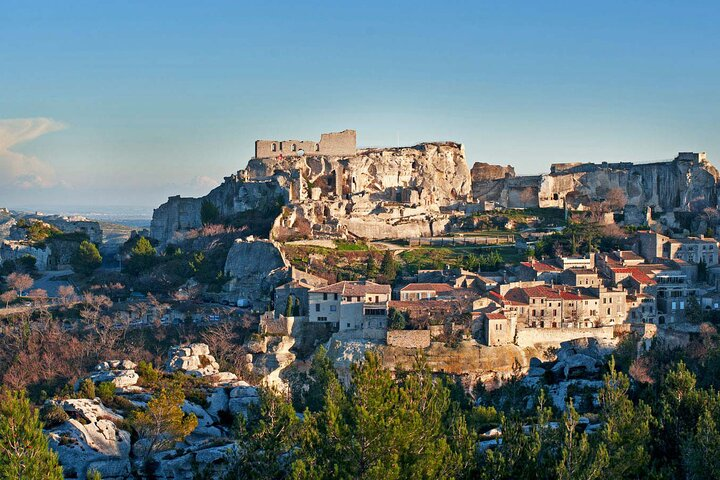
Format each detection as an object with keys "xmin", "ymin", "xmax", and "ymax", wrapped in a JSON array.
[
  {"xmin": 347, "ymin": 323, "xmax": 351, "ymax": 328},
  {"xmin": 318, "ymin": 316, "xmax": 327, "ymax": 321},
  {"xmin": 271, "ymin": 143, "xmax": 277, "ymax": 152},
  {"xmin": 323, "ymin": 293, "xmax": 328, "ymax": 301},
  {"xmin": 330, "ymin": 305, "xmax": 337, "ymax": 312},
  {"xmin": 334, "ymin": 293, "xmax": 338, "ymax": 300},
  {"xmin": 315, "ymin": 304, "xmax": 320, "ymax": 312},
  {"xmin": 292, "ymin": 144, "xmax": 297, "ymax": 152},
  {"xmin": 315, "ymin": 143, "xmax": 320, "ymax": 152}
]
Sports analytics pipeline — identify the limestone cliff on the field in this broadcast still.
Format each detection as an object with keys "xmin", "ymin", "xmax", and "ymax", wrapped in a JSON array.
[
  {"xmin": 472, "ymin": 153, "xmax": 720, "ymax": 214},
  {"xmin": 222, "ymin": 238, "xmax": 288, "ymax": 307}
]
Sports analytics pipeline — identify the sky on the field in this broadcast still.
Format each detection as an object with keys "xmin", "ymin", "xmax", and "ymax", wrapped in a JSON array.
[{"xmin": 1, "ymin": 0, "xmax": 719, "ymax": 211}]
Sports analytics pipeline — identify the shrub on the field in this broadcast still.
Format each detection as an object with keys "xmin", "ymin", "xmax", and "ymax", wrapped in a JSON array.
[
  {"xmin": 97, "ymin": 382, "xmax": 116, "ymax": 403},
  {"xmin": 77, "ymin": 379, "xmax": 96, "ymax": 399},
  {"xmin": 39, "ymin": 403, "xmax": 69, "ymax": 428},
  {"xmin": 136, "ymin": 361, "xmax": 160, "ymax": 386}
]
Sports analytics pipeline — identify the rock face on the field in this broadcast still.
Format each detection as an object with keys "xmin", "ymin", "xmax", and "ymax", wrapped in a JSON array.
[
  {"xmin": 85, "ymin": 360, "xmax": 139, "ymax": 389},
  {"xmin": 223, "ymin": 238, "xmax": 288, "ymax": 306},
  {"xmin": 472, "ymin": 153, "xmax": 720, "ymax": 216},
  {"xmin": 151, "ymin": 179, "xmax": 287, "ymax": 246},
  {"xmin": 46, "ymin": 399, "xmax": 132, "ymax": 480},
  {"xmin": 166, "ymin": 343, "xmax": 221, "ymax": 377}
]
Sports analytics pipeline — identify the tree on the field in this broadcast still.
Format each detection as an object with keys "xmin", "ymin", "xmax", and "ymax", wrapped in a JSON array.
[
  {"xmin": 57, "ymin": 285, "xmax": 77, "ymax": 308},
  {"xmin": 597, "ymin": 357, "xmax": 652, "ymax": 478},
  {"xmin": 129, "ymin": 385, "xmax": 197, "ymax": 461},
  {"xmin": 200, "ymin": 200, "xmax": 221, "ymax": 226},
  {"xmin": 555, "ymin": 401, "xmax": 609, "ymax": 480},
  {"xmin": 6, "ymin": 272, "xmax": 33, "ymax": 296},
  {"xmin": 125, "ymin": 237, "xmax": 157, "ymax": 275},
  {"xmin": 228, "ymin": 388, "xmax": 301, "ymax": 479},
  {"xmin": 0, "ymin": 389, "xmax": 64, "ymax": 479},
  {"xmin": 682, "ymin": 404, "xmax": 720, "ymax": 479},
  {"xmin": 604, "ymin": 188, "xmax": 627, "ymax": 212},
  {"xmin": 366, "ymin": 254, "xmax": 378, "ymax": 278},
  {"xmin": 292, "ymin": 352, "xmax": 473, "ymax": 479},
  {"xmin": 285, "ymin": 295, "xmax": 295, "ymax": 318},
  {"xmin": 388, "ymin": 308, "xmax": 407, "ymax": 330},
  {"xmin": 686, "ymin": 296, "xmax": 704, "ymax": 324},
  {"xmin": 0, "ymin": 290, "xmax": 17, "ymax": 308},
  {"xmin": 72, "ymin": 240, "xmax": 102, "ymax": 276},
  {"xmin": 380, "ymin": 251, "xmax": 398, "ymax": 282}
]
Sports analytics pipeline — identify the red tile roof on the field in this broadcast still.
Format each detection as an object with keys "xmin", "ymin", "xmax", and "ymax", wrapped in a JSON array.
[
  {"xmin": 485, "ymin": 312, "xmax": 507, "ymax": 320},
  {"xmin": 612, "ymin": 267, "xmax": 656, "ymax": 285},
  {"xmin": 521, "ymin": 261, "xmax": 561, "ymax": 272},
  {"xmin": 400, "ymin": 283, "xmax": 454, "ymax": 293}
]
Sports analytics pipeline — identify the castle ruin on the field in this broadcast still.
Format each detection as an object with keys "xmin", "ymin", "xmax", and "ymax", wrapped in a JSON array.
[{"xmin": 255, "ymin": 129, "xmax": 356, "ymax": 159}]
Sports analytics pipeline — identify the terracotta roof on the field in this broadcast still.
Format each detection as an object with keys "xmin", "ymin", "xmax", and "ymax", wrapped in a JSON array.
[
  {"xmin": 310, "ymin": 281, "xmax": 390, "ymax": 296},
  {"xmin": 612, "ymin": 267, "xmax": 656, "ymax": 285},
  {"xmin": 400, "ymin": 283, "xmax": 454, "ymax": 293},
  {"xmin": 485, "ymin": 312, "xmax": 507, "ymax": 320},
  {"xmin": 520, "ymin": 261, "xmax": 561, "ymax": 272},
  {"xmin": 522, "ymin": 285, "xmax": 564, "ymax": 299}
]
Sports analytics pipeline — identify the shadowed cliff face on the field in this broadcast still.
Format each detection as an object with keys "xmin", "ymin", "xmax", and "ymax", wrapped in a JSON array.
[{"xmin": 473, "ymin": 157, "xmax": 719, "ymax": 211}]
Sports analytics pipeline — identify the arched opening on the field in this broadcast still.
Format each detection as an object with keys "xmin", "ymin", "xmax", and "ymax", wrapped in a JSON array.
[
  {"xmin": 271, "ymin": 143, "xmax": 277, "ymax": 152},
  {"xmin": 315, "ymin": 143, "xmax": 320, "ymax": 152},
  {"xmin": 292, "ymin": 144, "xmax": 297, "ymax": 152}
]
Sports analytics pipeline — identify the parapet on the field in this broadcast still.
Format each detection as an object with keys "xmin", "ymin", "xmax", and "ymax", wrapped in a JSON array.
[{"xmin": 255, "ymin": 129, "xmax": 356, "ymax": 158}]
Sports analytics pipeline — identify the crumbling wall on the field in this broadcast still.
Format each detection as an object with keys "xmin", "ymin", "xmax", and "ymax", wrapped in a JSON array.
[{"xmin": 386, "ymin": 330, "xmax": 431, "ymax": 349}]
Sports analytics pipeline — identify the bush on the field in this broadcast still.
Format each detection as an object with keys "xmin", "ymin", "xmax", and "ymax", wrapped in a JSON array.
[
  {"xmin": 97, "ymin": 382, "xmax": 116, "ymax": 403},
  {"xmin": 77, "ymin": 379, "xmax": 96, "ymax": 399},
  {"xmin": 39, "ymin": 403, "xmax": 69, "ymax": 428},
  {"xmin": 136, "ymin": 361, "xmax": 160, "ymax": 386},
  {"xmin": 72, "ymin": 240, "xmax": 102, "ymax": 276}
]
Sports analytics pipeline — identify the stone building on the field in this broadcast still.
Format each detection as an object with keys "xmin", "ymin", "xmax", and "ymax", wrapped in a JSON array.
[
  {"xmin": 255, "ymin": 130, "xmax": 356, "ymax": 159},
  {"xmin": 399, "ymin": 283, "xmax": 454, "ymax": 301},
  {"xmin": 483, "ymin": 312, "xmax": 515, "ymax": 346},
  {"xmin": 637, "ymin": 231, "xmax": 720, "ymax": 266},
  {"xmin": 308, "ymin": 280, "xmax": 390, "ymax": 332}
]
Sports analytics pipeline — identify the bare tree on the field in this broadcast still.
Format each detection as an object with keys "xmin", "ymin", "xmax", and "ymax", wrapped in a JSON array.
[
  {"xmin": 0, "ymin": 290, "xmax": 17, "ymax": 308},
  {"xmin": 57, "ymin": 285, "xmax": 77, "ymax": 308},
  {"xmin": 603, "ymin": 188, "xmax": 627, "ymax": 212},
  {"xmin": 6, "ymin": 273, "xmax": 33, "ymax": 296}
]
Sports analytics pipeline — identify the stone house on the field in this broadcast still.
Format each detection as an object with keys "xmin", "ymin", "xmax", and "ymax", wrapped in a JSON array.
[
  {"xmin": 648, "ymin": 270, "xmax": 700, "ymax": 324},
  {"xmin": 273, "ymin": 268, "xmax": 328, "ymax": 319},
  {"xmin": 483, "ymin": 312, "xmax": 515, "ymax": 346},
  {"xmin": 399, "ymin": 283, "xmax": 454, "ymax": 301},
  {"xmin": 637, "ymin": 231, "xmax": 720, "ymax": 266},
  {"xmin": 308, "ymin": 281, "xmax": 390, "ymax": 332},
  {"xmin": 559, "ymin": 268, "xmax": 602, "ymax": 288},
  {"xmin": 515, "ymin": 259, "xmax": 561, "ymax": 282}
]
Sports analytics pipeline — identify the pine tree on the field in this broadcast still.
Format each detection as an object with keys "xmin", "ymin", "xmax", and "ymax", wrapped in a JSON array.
[
  {"xmin": 285, "ymin": 295, "xmax": 295, "ymax": 317},
  {"xmin": 598, "ymin": 357, "xmax": 652, "ymax": 478},
  {"xmin": 71, "ymin": 240, "xmax": 102, "ymax": 276},
  {"xmin": 0, "ymin": 389, "xmax": 64, "ymax": 480},
  {"xmin": 125, "ymin": 237, "xmax": 157, "ymax": 275},
  {"xmin": 228, "ymin": 388, "xmax": 301, "ymax": 479},
  {"xmin": 555, "ymin": 400, "xmax": 608, "ymax": 480}
]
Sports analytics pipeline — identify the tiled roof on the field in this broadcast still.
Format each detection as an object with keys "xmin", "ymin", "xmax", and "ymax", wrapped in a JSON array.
[
  {"xmin": 311, "ymin": 281, "xmax": 390, "ymax": 296},
  {"xmin": 485, "ymin": 312, "xmax": 507, "ymax": 320},
  {"xmin": 612, "ymin": 267, "xmax": 656, "ymax": 285},
  {"xmin": 400, "ymin": 283, "xmax": 454, "ymax": 293},
  {"xmin": 520, "ymin": 261, "xmax": 561, "ymax": 272}
]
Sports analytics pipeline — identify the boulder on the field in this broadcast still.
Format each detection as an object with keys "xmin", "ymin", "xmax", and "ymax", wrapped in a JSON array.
[
  {"xmin": 47, "ymin": 399, "xmax": 131, "ymax": 480},
  {"xmin": 166, "ymin": 343, "xmax": 221, "ymax": 377},
  {"xmin": 152, "ymin": 443, "xmax": 238, "ymax": 480},
  {"xmin": 206, "ymin": 388, "xmax": 230, "ymax": 422},
  {"xmin": 228, "ymin": 384, "xmax": 260, "ymax": 418}
]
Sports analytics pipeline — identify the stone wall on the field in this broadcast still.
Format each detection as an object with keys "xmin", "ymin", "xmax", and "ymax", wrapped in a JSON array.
[
  {"xmin": 386, "ymin": 329, "xmax": 431, "ymax": 348},
  {"xmin": 255, "ymin": 130, "xmax": 356, "ymax": 159},
  {"xmin": 515, "ymin": 326, "xmax": 614, "ymax": 348}
]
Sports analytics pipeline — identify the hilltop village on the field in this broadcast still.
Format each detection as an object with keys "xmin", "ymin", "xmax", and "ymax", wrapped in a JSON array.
[{"xmin": 2, "ymin": 131, "xmax": 720, "ymax": 478}]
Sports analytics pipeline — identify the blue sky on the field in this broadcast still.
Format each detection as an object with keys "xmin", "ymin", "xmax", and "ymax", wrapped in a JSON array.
[{"xmin": 1, "ymin": 0, "xmax": 719, "ymax": 209}]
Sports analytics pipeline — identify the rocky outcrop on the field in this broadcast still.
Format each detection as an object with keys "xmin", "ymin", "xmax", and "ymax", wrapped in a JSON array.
[
  {"xmin": 472, "ymin": 153, "xmax": 720, "ymax": 217},
  {"xmin": 223, "ymin": 238, "xmax": 288, "ymax": 306},
  {"xmin": 166, "ymin": 343, "xmax": 222, "ymax": 377},
  {"xmin": 84, "ymin": 360, "xmax": 139, "ymax": 390},
  {"xmin": 46, "ymin": 399, "xmax": 132, "ymax": 480},
  {"xmin": 150, "ymin": 179, "xmax": 287, "ymax": 246},
  {"xmin": 471, "ymin": 163, "xmax": 515, "ymax": 182}
]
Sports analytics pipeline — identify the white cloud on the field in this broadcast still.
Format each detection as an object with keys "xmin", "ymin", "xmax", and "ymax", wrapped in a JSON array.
[{"xmin": 0, "ymin": 118, "xmax": 66, "ymax": 189}]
